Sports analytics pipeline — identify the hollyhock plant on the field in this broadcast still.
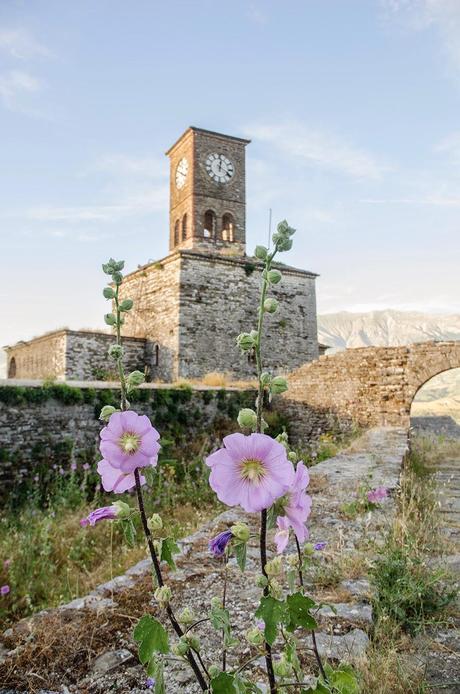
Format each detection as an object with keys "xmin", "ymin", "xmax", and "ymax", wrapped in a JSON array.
[
  {"xmin": 80, "ymin": 501, "xmax": 130, "ymax": 527},
  {"xmin": 206, "ymin": 432, "xmax": 294, "ymax": 513},
  {"xmin": 97, "ymin": 459, "xmax": 146, "ymax": 493},
  {"xmin": 209, "ymin": 530, "xmax": 233, "ymax": 557},
  {"xmin": 274, "ymin": 516, "xmax": 290, "ymax": 553},
  {"xmin": 275, "ymin": 462, "xmax": 312, "ymax": 550},
  {"xmin": 367, "ymin": 486, "xmax": 388, "ymax": 504},
  {"xmin": 100, "ymin": 410, "xmax": 160, "ymax": 472}
]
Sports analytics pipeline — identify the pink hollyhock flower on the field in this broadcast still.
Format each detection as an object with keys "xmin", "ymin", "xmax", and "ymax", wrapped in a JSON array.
[
  {"xmin": 206, "ymin": 433, "xmax": 294, "ymax": 513},
  {"xmin": 80, "ymin": 505, "xmax": 118, "ymax": 527},
  {"xmin": 277, "ymin": 462, "xmax": 312, "ymax": 545},
  {"xmin": 100, "ymin": 411, "xmax": 160, "ymax": 473},
  {"xmin": 1, "ymin": 585, "xmax": 10, "ymax": 596},
  {"xmin": 97, "ymin": 459, "xmax": 146, "ymax": 493},
  {"xmin": 367, "ymin": 487, "xmax": 388, "ymax": 504},
  {"xmin": 274, "ymin": 516, "xmax": 290, "ymax": 553}
]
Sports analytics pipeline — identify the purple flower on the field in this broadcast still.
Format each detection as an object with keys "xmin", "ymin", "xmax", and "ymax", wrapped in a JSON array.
[
  {"xmin": 59, "ymin": 468, "xmax": 65, "ymax": 476},
  {"xmin": 367, "ymin": 487, "xmax": 388, "ymax": 504},
  {"xmin": 209, "ymin": 530, "xmax": 233, "ymax": 557},
  {"xmin": 145, "ymin": 678, "xmax": 155, "ymax": 689},
  {"xmin": 256, "ymin": 619, "xmax": 264, "ymax": 630},
  {"xmin": 97, "ymin": 459, "xmax": 146, "ymax": 493},
  {"xmin": 100, "ymin": 411, "xmax": 160, "ymax": 473},
  {"xmin": 206, "ymin": 433, "xmax": 294, "ymax": 513},
  {"xmin": 71, "ymin": 462, "xmax": 77, "ymax": 472},
  {"xmin": 275, "ymin": 462, "xmax": 312, "ymax": 549},
  {"xmin": 274, "ymin": 516, "xmax": 290, "ymax": 553},
  {"xmin": 83, "ymin": 463, "xmax": 91, "ymax": 471},
  {"xmin": 4, "ymin": 559, "xmax": 11, "ymax": 570},
  {"xmin": 1, "ymin": 585, "xmax": 10, "ymax": 596},
  {"xmin": 80, "ymin": 505, "xmax": 119, "ymax": 527},
  {"xmin": 314, "ymin": 541, "xmax": 327, "ymax": 551}
]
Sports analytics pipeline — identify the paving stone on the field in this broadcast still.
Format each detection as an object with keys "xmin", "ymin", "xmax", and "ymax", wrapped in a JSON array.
[
  {"xmin": 91, "ymin": 648, "xmax": 136, "ymax": 676},
  {"xmin": 314, "ymin": 628, "xmax": 369, "ymax": 661}
]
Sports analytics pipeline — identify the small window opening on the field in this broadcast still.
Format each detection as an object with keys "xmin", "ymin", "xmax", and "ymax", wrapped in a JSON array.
[
  {"xmin": 204, "ymin": 210, "xmax": 216, "ymax": 239},
  {"xmin": 182, "ymin": 213, "xmax": 188, "ymax": 241},
  {"xmin": 8, "ymin": 357, "xmax": 16, "ymax": 378},
  {"xmin": 174, "ymin": 220, "xmax": 180, "ymax": 246},
  {"xmin": 154, "ymin": 344, "xmax": 159, "ymax": 366},
  {"xmin": 222, "ymin": 213, "xmax": 234, "ymax": 242}
]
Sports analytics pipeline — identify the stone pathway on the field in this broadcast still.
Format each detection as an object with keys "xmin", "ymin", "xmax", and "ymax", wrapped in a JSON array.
[{"xmin": 0, "ymin": 428, "xmax": 408, "ymax": 693}]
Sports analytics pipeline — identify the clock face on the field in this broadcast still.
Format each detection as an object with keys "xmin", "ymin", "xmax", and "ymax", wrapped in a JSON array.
[
  {"xmin": 205, "ymin": 153, "xmax": 235, "ymax": 183},
  {"xmin": 175, "ymin": 157, "xmax": 188, "ymax": 189}
]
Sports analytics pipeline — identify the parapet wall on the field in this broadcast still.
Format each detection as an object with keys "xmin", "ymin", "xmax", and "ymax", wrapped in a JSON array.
[{"xmin": 0, "ymin": 380, "xmax": 254, "ymax": 500}]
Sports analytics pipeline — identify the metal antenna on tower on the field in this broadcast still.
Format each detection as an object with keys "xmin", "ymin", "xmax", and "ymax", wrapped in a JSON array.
[{"xmin": 268, "ymin": 208, "xmax": 272, "ymax": 249}]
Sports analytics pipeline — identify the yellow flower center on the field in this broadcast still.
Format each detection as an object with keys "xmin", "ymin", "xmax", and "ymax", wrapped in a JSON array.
[
  {"xmin": 240, "ymin": 458, "xmax": 266, "ymax": 483},
  {"xmin": 119, "ymin": 432, "xmax": 141, "ymax": 454}
]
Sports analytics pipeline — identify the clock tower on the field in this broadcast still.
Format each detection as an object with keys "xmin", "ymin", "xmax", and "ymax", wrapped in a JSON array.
[{"xmin": 166, "ymin": 126, "xmax": 250, "ymax": 256}]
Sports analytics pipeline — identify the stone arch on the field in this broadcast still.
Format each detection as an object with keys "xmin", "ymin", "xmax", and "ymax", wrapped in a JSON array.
[
  {"xmin": 222, "ymin": 213, "xmax": 234, "ymax": 242},
  {"xmin": 174, "ymin": 219, "xmax": 180, "ymax": 246},
  {"xmin": 203, "ymin": 210, "xmax": 216, "ymax": 239},
  {"xmin": 181, "ymin": 213, "xmax": 188, "ymax": 241},
  {"xmin": 8, "ymin": 357, "xmax": 17, "ymax": 378}
]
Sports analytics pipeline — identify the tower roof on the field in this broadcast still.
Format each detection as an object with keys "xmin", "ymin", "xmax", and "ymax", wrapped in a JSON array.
[{"xmin": 165, "ymin": 126, "xmax": 251, "ymax": 156}]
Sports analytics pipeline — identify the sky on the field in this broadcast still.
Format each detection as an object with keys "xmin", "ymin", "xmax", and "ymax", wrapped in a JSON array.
[{"xmin": 1, "ymin": 0, "xmax": 460, "ymax": 354}]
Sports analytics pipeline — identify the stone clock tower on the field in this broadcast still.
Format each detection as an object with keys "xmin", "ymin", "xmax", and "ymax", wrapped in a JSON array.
[{"xmin": 166, "ymin": 126, "xmax": 250, "ymax": 256}]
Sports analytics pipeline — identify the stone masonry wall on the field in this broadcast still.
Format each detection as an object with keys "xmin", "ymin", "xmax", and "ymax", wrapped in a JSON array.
[
  {"xmin": 280, "ymin": 341, "xmax": 460, "ymax": 440},
  {"xmin": 5, "ymin": 331, "xmax": 67, "ymax": 380},
  {"xmin": 178, "ymin": 252, "xmax": 319, "ymax": 379},
  {"xmin": 0, "ymin": 381, "xmax": 254, "ymax": 497},
  {"xmin": 65, "ymin": 332, "xmax": 146, "ymax": 380}
]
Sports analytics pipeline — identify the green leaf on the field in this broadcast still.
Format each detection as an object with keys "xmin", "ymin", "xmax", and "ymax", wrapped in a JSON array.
[
  {"xmin": 211, "ymin": 672, "xmax": 237, "ymax": 693},
  {"xmin": 285, "ymin": 592, "xmax": 318, "ymax": 632},
  {"xmin": 324, "ymin": 664, "xmax": 360, "ymax": 694},
  {"xmin": 301, "ymin": 683, "xmax": 331, "ymax": 693},
  {"xmin": 160, "ymin": 538, "xmax": 180, "ymax": 570},
  {"xmin": 210, "ymin": 603, "xmax": 232, "ymax": 646},
  {"xmin": 152, "ymin": 658, "xmax": 166, "ymax": 694},
  {"xmin": 287, "ymin": 569, "xmax": 297, "ymax": 593},
  {"xmin": 122, "ymin": 519, "xmax": 136, "ymax": 547},
  {"xmin": 133, "ymin": 615, "xmax": 169, "ymax": 663},
  {"xmin": 234, "ymin": 541, "xmax": 247, "ymax": 572},
  {"xmin": 255, "ymin": 596, "xmax": 286, "ymax": 646}
]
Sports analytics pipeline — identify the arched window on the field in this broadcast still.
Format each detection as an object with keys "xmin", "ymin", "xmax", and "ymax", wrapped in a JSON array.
[
  {"xmin": 174, "ymin": 220, "xmax": 179, "ymax": 246},
  {"xmin": 222, "ymin": 213, "xmax": 234, "ymax": 242},
  {"xmin": 154, "ymin": 344, "xmax": 159, "ymax": 366},
  {"xmin": 203, "ymin": 210, "xmax": 216, "ymax": 238},
  {"xmin": 182, "ymin": 214, "xmax": 188, "ymax": 241},
  {"xmin": 8, "ymin": 357, "xmax": 16, "ymax": 378}
]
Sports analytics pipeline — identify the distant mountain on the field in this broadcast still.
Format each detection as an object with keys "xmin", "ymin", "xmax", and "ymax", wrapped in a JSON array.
[
  {"xmin": 318, "ymin": 309, "xmax": 460, "ymax": 413},
  {"xmin": 318, "ymin": 310, "xmax": 460, "ymax": 351}
]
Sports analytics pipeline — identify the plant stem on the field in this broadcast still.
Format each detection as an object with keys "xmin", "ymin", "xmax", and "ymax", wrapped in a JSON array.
[
  {"xmin": 222, "ymin": 552, "xmax": 229, "ymax": 671},
  {"xmin": 294, "ymin": 537, "xmax": 328, "ymax": 683},
  {"xmin": 255, "ymin": 250, "xmax": 278, "ymax": 694},
  {"xmin": 114, "ymin": 286, "xmax": 128, "ymax": 411},
  {"xmin": 134, "ymin": 470, "xmax": 208, "ymax": 691}
]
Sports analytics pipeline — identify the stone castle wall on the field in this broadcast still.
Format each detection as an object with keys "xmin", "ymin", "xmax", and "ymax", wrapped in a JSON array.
[
  {"xmin": 0, "ymin": 381, "xmax": 255, "ymax": 498},
  {"xmin": 280, "ymin": 340, "xmax": 460, "ymax": 440},
  {"xmin": 5, "ymin": 331, "xmax": 146, "ymax": 381}
]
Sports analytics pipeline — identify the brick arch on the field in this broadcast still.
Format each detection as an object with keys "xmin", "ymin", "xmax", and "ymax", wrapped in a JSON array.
[{"xmin": 281, "ymin": 341, "xmax": 460, "ymax": 438}]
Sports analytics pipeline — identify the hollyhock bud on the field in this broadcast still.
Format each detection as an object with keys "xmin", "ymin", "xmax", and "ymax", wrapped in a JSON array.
[
  {"xmin": 265, "ymin": 556, "xmax": 282, "ymax": 576},
  {"xmin": 104, "ymin": 313, "xmax": 117, "ymax": 326},
  {"xmin": 288, "ymin": 451, "xmax": 297, "ymax": 463},
  {"xmin": 208, "ymin": 665, "xmax": 221, "ymax": 678},
  {"xmin": 99, "ymin": 405, "xmax": 117, "ymax": 422},
  {"xmin": 230, "ymin": 522, "xmax": 250, "ymax": 542},
  {"xmin": 210, "ymin": 597, "xmax": 222, "ymax": 609},
  {"xmin": 260, "ymin": 372, "xmax": 271, "ymax": 387},
  {"xmin": 254, "ymin": 245, "xmax": 268, "ymax": 260},
  {"xmin": 102, "ymin": 258, "xmax": 117, "ymax": 274},
  {"xmin": 255, "ymin": 574, "xmax": 268, "ymax": 588},
  {"xmin": 237, "ymin": 408, "xmax": 257, "ymax": 430},
  {"xmin": 263, "ymin": 298, "xmax": 278, "ymax": 314},
  {"xmin": 103, "ymin": 287, "xmax": 115, "ymax": 299},
  {"xmin": 267, "ymin": 269, "xmax": 282, "ymax": 284},
  {"xmin": 112, "ymin": 271, "xmax": 123, "ymax": 285},
  {"xmin": 154, "ymin": 585, "xmax": 172, "ymax": 607},
  {"xmin": 108, "ymin": 344, "xmax": 123, "ymax": 359},
  {"xmin": 119, "ymin": 298, "xmax": 133, "ymax": 311},
  {"xmin": 178, "ymin": 607, "xmax": 196, "ymax": 625},
  {"xmin": 236, "ymin": 332, "xmax": 255, "ymax": 351},
  {"xmin": 186, "ymin": 635, "xmax": 200, "ymax": 651},
  {"xmin": 270, "ymin": 376, "xmax": 288, "ymax": 394},
  {"xmin": 303, "ymin": 542, "xmax": 314, "ymax": 555},
  {"xmin": 173, "ymin": 638, "xmax": 190, "ymax": 656},
  {"xmin": 274, "ymin": 656, "xmax": 292, "ymax": 678},
  {"xmin": 147, "ymin": 513, "xmax": 163, "ymax": 533},
  {"xmin": 269, "ymin": 578, "xmax": 283, "ymax": 600},
  {"xmin": 246, "ymin": 626, "xmax": 265, "ymax": 646},
  {"xmin": 112, "ymin": 501, "xmax": 131, "ymax": 519},
  {"xmin": 127, "ymin": 370, "xmax": 145, "ymax": 387}
]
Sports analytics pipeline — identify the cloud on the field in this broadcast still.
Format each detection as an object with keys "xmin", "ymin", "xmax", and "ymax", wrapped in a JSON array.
[
  {"xmin": 435, "ymin": 131, "xmax": 460, "ymax": 163},
  {"xmin": 247, "ymin": 4, "xmax": 268, "ymax": 25},
  {"xmin": 245, "ymin": 122, "xmax": 389, "ymax": 180},
  {"xmin": 24, "ymin": 186, "xmax": 169, "ymax": 224},
  {"xmin": 0, "ymin": 69, "xmax": 41, "ymax": 110},
  {"xmin": 361, "ymin": 194, "xmax": 460, "ymax": 206},
  {"xmin": 89, "ymin": 154, "xmax": 168, "ymax": 179},
  {"xmin": 0, "ymin": 29, "xmax": 51, "ymax": 60},
  {"xmin": 382, "ymin": 1, "xmax": 460, "ymax": 75}
]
